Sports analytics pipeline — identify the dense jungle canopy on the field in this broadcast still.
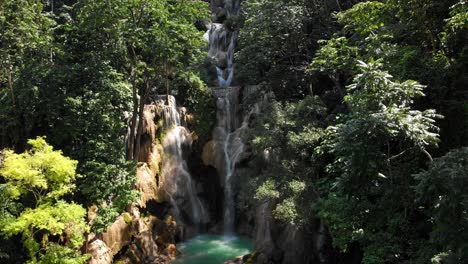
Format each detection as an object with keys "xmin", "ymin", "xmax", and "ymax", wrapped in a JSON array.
[{"xmin": 0, "ymin": 0, "xmax": 467, "ymax": 264}]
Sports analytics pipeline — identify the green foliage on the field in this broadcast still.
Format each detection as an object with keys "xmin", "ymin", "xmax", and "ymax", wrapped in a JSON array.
[
  {"xmin": 346, "ymin": 61, "xmax": 440, "ymax": 146},
  {"xmin": 336, "ymin": 1, "xmax": 386, "ymax": 35},
  {"xmin": 0, "ymin": 137, "xmax": 78, "ymax": 203},
  {"xmin": 0, "ymin": 0, "xmax": 54, "ymax": 148},
  {"xmin": 236, "ymin": 0, "xmax": 324, "ymax": 98},
  {"xmin": 414, "ymin": 147, "xmax": 468, "ymax": 263},
  {"xmin": 2, "ymin": 202, "xmax": 87, "ymax": 248},
  {"xmin": 325, "ymin": 60, "xmax": 440, "ymax": 187},
  {"xmin": 79, "ymin": 160, "xmax": 138, "ymax": 233},
  {"xmin": 310, "ymin": 0, "xmax": 466, "ymax": 145},
  {"xmin": 0, "ymin": 0, "xmax": 139, "ymax": 237},
  {"xmin": 247, "ymin": 95, "xmax": 326, "ymax": 225},
  {"xmin": 89, "ymin": 206, "xmax": 121, "ymax": 234},
  {"xmin": 305, "ymin": 1, "xmax": 467, "ymax": 262},
  {"xmin": 34, "ymin": 244, "xmax": 90, "ymax": 264},
  {"xmin": 0, "ymin": 138, "xmax": 88, "ymax": 263},
  {"xmin": 445, "ymin": 1, "xmax": 468, "ymax": 31},
  {"xmin": 442, "ymin": 1, "xmax": 468, "ymax": 53},
  {"xmin": 74, "ymin": 0, "xmax": 209, "ymax": 163},
  {"xmin": 174, "ymin": 71, "xmax": 216, "ymax": 143},
  {"xmin": 309, "ymin": 37, "xmax": 359, "ymax": 75},
  {"xmin": 308, "ymin": 36, "xmax": 359, "ymax": 94},
  {"xmin": 254, "ymin": 179, "xmax": 280, "ymax": 201},
  {"xmin": 316, "ymin": 60, "xmax": 442, "ymax": 263}
]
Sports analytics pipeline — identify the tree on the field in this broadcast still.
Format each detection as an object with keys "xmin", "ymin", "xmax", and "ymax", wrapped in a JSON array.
[
  {"xmin": 414, "ymin": 147, "xmax": 468, "ymax": 263},
  {"xmin": 310, "ymin": 0, "xmax": 467, "ymax": 153},
  {"xmin": 236, "ymin": 0, "xmax": 340, "ymax": 99},
  {"xmin": 0, "ymin": 137, "xmax": 88, "ymax": 264},
  {"xmin": 316, "ymin": 60, "xmax": 441, "ymax": 263},
  {"xmin": 244, "ymin": 95, "xmax": 327, "ymax": 225},
  {"xmin": 75, "ymin": 0, "xmax": 209, "ymax": 161},
  {"xmin": 0, "ymin": 0, "xmax": 53, "ymax": 149}
]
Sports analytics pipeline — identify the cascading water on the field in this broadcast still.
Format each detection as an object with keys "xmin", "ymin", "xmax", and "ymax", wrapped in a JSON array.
[
  {"xmin": 158, "ymin": 96, "xmax": 207, "ymax": 231},
  {"xmin": 172, "ymin": 1, "xmax": 256, "ymax": 262},
  {"xmin": 173, "ymin": 88, "xmax": 257, "ymax": 261},
  {"xmin": 212, "ymin": 87, "xmax": 259, "ymax": 234},
  {"xmin": 204, "ymin": 0, "xmax": 240, "ymax": 87},
  {"xmin": 204, "ymin": 0, "xmax": 244, "ymax": 234},
  {"xmin": 218, "ymin": 93, "xmax": 243, "ymax": 233}
]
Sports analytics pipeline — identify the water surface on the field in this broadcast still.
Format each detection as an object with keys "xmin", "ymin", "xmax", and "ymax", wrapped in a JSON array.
[{"xmin": 172, "ymin": 234, "xmax": 253, "ymax": 264}]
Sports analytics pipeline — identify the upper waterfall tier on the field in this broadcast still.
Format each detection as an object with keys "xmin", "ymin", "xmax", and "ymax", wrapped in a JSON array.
[{"xmin": 205, "ymin": 0, "xmax": 241, "ymax": 88}]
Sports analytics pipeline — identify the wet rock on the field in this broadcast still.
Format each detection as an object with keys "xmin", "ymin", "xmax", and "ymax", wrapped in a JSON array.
[
  {"xmin": 202, "ymin": 140, "xmax": 219, "ymax": 168},
  {"xmin": 153, "ymin": 216, "xmax": 178, "ymax": 246},
  {"xmin": 277, "ymin": 224, "xmax": 307, "ymax": 264},
  {"xmin": 225, "ymin": 256, "xmax": 244, "ymax": 264},
  {"xmin": 164, "ymin": 243, "xmax": 180, "ymax": 259},
  {"xmin": 253, "ymin": 201, "xmax": 275, "ymax": 257},
  {"xmin": 131, "ymin": 231, "xmax": 159, "ymax": 262},
  {"xmin": 178, "ymin": 107, "xmax": 194, "ymax": 128}
]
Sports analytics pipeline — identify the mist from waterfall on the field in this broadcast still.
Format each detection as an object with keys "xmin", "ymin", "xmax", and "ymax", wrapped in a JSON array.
[{"xmin": 159, "ymin": 96, "xmax": 207, "ymax": 231}]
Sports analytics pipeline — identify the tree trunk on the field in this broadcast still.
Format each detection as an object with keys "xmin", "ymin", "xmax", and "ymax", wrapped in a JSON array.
[
  {"xmin": 50, "ymin": 0, "xmax": 54, "ymax": 62},
  {"xmin": 165, "ymin": 63, "xmax": 170, "ymax": 106},
  {"xmin": 7, "ymin": 63, "xmax": 15, "ymax": 106},
  {"xmin": 166, "ymin": 77, "xmax": 170, "ymax": 106},
  {"xmin": 127, "ymin": 68, "xmax": 138, "ymax": 160},
  {"xmin": 134, "ymin": 82, "xmax": 148, "ymax": 161},
  {"xmin": 332, "ymin": 72, "xmax": 345, "ymax": 97}
]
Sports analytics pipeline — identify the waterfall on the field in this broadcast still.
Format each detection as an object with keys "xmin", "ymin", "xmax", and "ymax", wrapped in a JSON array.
[
  {"xmin": 158, "ymin": 96, "xmax": 207, "ymax": 231},
  {"xmin": 205, "ymin": 0, "xmax": 240, "ymax": 87},
  {"xmin": 206, "ymin": 0, "xmax": 245, "ymax": 234},
  {"xmin": 212, "ymin": 87, "xmax": 259, "ymax": 234}
]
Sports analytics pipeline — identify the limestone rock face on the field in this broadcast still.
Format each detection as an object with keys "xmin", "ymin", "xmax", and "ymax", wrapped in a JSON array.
[
  {"xmin": 164, "ymin": 244, "xmax": 180, "ymax": 259},
  {"xmin": 253, "ymin": 201, "xmax": 276, "ymax": 258},
  {"xmin": 137, "ymin": 105, "xmax": 157, "ymax": 163},
  {"xmin": 248, "ymin": 200, "xmax": 330, "ymax": 264},
  {"xmin": 276, "ymin": 224, "xmax": 307, "ymax": 264},
  {"xmin": 87, "ymin": 236, "xmax": 112, "ymax": 264},
  {"xmin": 136, "ymin": 162, "xmax": 159, "ymax": 207},
  {"xmin": 87, "ymin": 96, "xmax": 202, "ymax": 263},
  {"xmin": 153, "ymin": 216, "xmax": 178, "ymax": 247},
  {"xmin": 202, "ymin": 140, "xmax": 220, "ymax": 168},
  {"xmin": 99, "ymin": 216, "xmax": 132, "ymax": 256},
  {"xmin": 135, "ymin": 104, "xmax": 165, "ymax": 206},
  {"xmin": 89, "ymin": 207, "xmax": 181, "ymax": 264}
]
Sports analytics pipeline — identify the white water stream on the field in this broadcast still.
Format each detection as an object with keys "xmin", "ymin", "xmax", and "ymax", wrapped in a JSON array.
[
  {"xmin": 204, "ymin": 0, "xmax": 240, "ymax": 87},
  {"xmin": 159, "ymin": 96, "xmax": 207, "ymax": 230}
]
